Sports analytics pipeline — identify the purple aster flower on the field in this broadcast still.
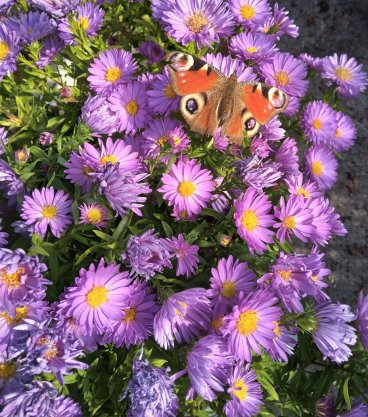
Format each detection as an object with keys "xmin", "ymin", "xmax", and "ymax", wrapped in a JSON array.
[
  {"xmin": 123, "ymin": 229, "xmax": 172, "ymax": 279},
  {"xmin": 58, "ymin": 3, "xmax": 104, "ymax": 46},
  {"xmin": 312, "ymin": 301, "xmax": 357, "ymax": 364},
  {"xmin": 36, "ymin": 33, "xmax": 65, "ymax": 69},
  {"xmin": 260, "ymin": 52, "xmax": 308, "ymax": 97},
  {"xmin": 87, "ymin": 49, "xmax": 138, "ymax": 96},
  {"xmin": 64, "ymin": 149, "xmax": 95, "ymax": 193},
  {"xmin": 331, "ymin": 111, "xmax": 356, "ymax": 152},
  {"xmin": 204, "ymin": 52, "xmax": 258, "ymax": 82},
  {"xmin": 80, "ymin": 95, "xmax": 119, "ymax": 135},
  {"xmin": 141, "ymin": 117, "xmax": 179, "ymax": 159},
  {"xmin": 0, "ymin": 23, "xmax": 20, "ymax": 82},
  {"xmin": 96, "ymin": 164, "xmax": 151, "ymax": 217},
  {"xmin": 11, "ymin": 221, "xmax": 32, "ymax": 239},
  {"xmin": 260, "ymin": 3, "xmax": 299, "ymax": 39},
  {"xmin": 8, "ymin": 11, "xmax": 53, "ymax": 44},
  {"xmin": 211, "ymin": 179, "xmax": 231, "ymax": 214},
  {"xmin": 273, "ymin": 137, "xmax": 300, "ymax": 176},
  {"xmin": 284, "ymin": 95, "xmax": 301, "ymax": 116},
  {"xmin": 20, "ymin": 186, "xmax": 72, "ymax": 238},
  {"xmin": 208, "ymin": 255, "xmax": 256, "ymax": 315},
  {"xmin": 257, "ymin": 117, "xmax": 286, "ymax": 143},
  {"xmin": 160, "ymin": 0, "xmax": 235, "ymax": 49},
  {"xmin": 79, "ymin": 202, "xmax": 109, "ymax": 228},
  {"xmin": 233, "ymin": 187, "xmax": 275, "ymax": 254},
  {"xmin": 62, "ymin": 258, "xmax": 131, "ymax": 333},
  {"xmin": 0, "ymin": 248, "xmax": 48, "ymax": 316},
  {"xmin": 317, "ymin": 196, "xmax": 347, "ymax": 238},
  {"xmin": 0, "ymin": 1, "xmax": 15, "ymax": 13},
  {"xmin": 250, "ymin": 136, "xmax": 272, "ymax": 158},
  {"xmin": 169, "ymin": 125, "xmax": 190, "ymax": 153},
  {"xmin": 273, "ymin": 194, "xmax": 314, "ymax": 243},
  {"xmin": 39, "ymin": 131, "xmax": 54, "ymax": 146},
  {"xmin": 338, "ymin": 402, "xmax": 368, "ymax": 417},
  {"xmin": 301, "ymin": 101, "xmax": 337, "ymax": 147},
  {"xmin": 229, "ymin": 32, "xmax": 278, "ymax": 64},
  {"xmin": 266, "ymin": 321, "xmax": 297, "ymax": 362},
  {"xmin": 0, "ymin": 219, "xmax": 8, "ymax": 247},
  {"xmin": 102, "ymin": 281, "xmax": 158, "ymax": 348},
  {"xmin": 222, "ymin": 289, "xmax": 282, "ymax": 362},
  {"xmin": 109, "ymin": 82, "xmax": 151, "ymax": 133},
  {"xmin": 29, "ymin": 0, "xmax": 80, "ymax": 17},
  {"xmin": 299, "ymin": 53, "xmax": 323, "ymax": 71},
  {"xmin": 305, "ymin": 196, "xmax": 333, "ymax": 246},
  {"xmin": 138, "ymin": 40, "xmax": 164, "ymax": 64},
  {"xmin": 153, "ymin": 288, "xmax": 211, "ymax": 349},
  {"xmin": 285, "ymin": 173, "xmax": 321, "ymax": 199},
  {"xmin": 316, "ymin": 396, "xmax": 336, "ymax": 417},
  {"xmin": 158, "ymin": 158, "xmax": 215, "ymax": 217},
  {"xmin": 224, "ymin": 364, "xmax": 263, "ymax": 417},
  {"xmin": 186, "ymin": 335, "xmax": 233, "ymax": 402},
  {"xmin": 235, "ymin": 154, "xmax": 283, "ymax": 190},
  {"xmin": 0, "ymin": 380, "xmax": 60, "ymax": 417},
  {"xmin": 55, "ymin": 396, "xmax": 83, "ymax": 417},
  {"xmin": 0, "ymin": 127, "xmax": 8, "ymax": 155},
  {"xmin": 164, "ymin": 234, "xmax": 199, "ymax": 278},
  {"xmin": 147, "ymin": 67, "xmax": 180, "ymax": 116},
  {"xmin": 321, "ymin": 53, "xmax": 368, "ymax": 98},
  {"xmin": 213, "ymin": 128, "xmax": 229, "ymax": 152},
  {"xmin": 357, "ymin": 291, "xmax": 368, "ymax": 351},
  {"xmin": 14, "ymin": 149, "xmax": 29, "ymax": 163},
  {"xmin": 125, "ymin": 358, "xmax": 179, "ymax": 417},
  {"xmin": 305, "ymin": 144, "xmax": 338, "ymax": 191},
  {"xmin": 229, "ymin": 0, "xmax": 271, "ymax": 29}
]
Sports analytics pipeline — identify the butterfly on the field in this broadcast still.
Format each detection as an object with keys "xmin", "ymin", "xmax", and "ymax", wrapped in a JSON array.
[{"xmin": 166, "ymin": 52, "xmax": 288, "ymax": 144}]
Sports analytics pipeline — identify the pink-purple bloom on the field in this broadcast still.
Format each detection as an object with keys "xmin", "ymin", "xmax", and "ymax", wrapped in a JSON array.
[
  {"xmin": 331, "ymin": 111, "xmax": 357, "ymax": 152},
  {"xmin": 273, "ymin": 137, "xmax": 300, "ymax": 176},
  {"xmin": 80, "ymin": 95, "xmax": 119, "ymax": 135},
  {"xmin": 20, "ymin": 186, "xmax": 72, "ymax": 238},
  {"xmin": 229, "ymin": 31, "xmax": 278, "ymax": 63},
  {"xmin": 164, "ymin": 234, "xmax": 199, "ymax": 278},
  {"xmin": 0, "ymin": 23, "xmax": 20, "ymax": 82},
  {"xmin": 138, "ymin": 40, "xmax": 164, "ymax": 64},
  {"xmin": 222, "ymin": 289, "xmax": 282, "ymax": 362},
  {"xmin": 79, "ymin": 202, "xmax": 110, "ymax": 228},
  {"xmin": 357, "ymin": 291, "xmax": 368, "ymax": 351},
  {"xmin": 36, "ymin": 33, "xmax": 65, "ymax": 69},
  {"xmin": 153, "ymin": 288, "xmax": 211, "ymax": 349},
  {"xmin": 260, "ymin": 2, "xmax": 299, "ymax": 38},
  {"xmin": 8, "ymin": 11, "xmax": 53, "ymax": 44},
  {"xmin": 87, "ymin": 49, "xmax": 138, "ymax": 96},
  {"xmin": 233, "ymin": 187, "xmax": 275, "ymax": 254},
  {"xmin": 305, "ymin": 144, "xmax": 338, "ymax": 191},
  {"xmin": 228, "ymin": 0, "xmax": 271, "ymax": 29}
]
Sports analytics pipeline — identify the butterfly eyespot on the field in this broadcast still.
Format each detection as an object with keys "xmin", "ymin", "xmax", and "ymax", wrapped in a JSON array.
[
  {"xmin": 268, "ymin": 87, "xmax": 287, "ymax": 109},
  {"xmin": 244, "ymin": 118, "xmax": 256, "ymax": 131},
  {"xmin": 185, "ymin": 98, "xmax": 198, "ymax": 114}
]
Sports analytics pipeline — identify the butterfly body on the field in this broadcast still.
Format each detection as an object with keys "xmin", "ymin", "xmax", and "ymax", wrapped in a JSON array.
[{"xmin": 166, "ymin": 52, "xmax": 288, "ymax": 144}]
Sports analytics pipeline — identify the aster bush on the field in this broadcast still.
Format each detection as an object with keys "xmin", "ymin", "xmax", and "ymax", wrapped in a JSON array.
[{"xmin": 0, "ymin": 1, "xmax": 367, "ymax": 416}]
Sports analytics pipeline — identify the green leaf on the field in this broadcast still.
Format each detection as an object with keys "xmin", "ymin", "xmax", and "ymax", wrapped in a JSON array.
[
  {"xmin": 343, "ymin": 377, "xmax": 351, "ymax": 411},
  {"xmin": 161, "ymin": 221, "xmax": 173, "ymax": 237}
]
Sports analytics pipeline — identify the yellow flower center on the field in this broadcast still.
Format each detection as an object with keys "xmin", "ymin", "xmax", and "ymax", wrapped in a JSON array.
[
  {"xmin": 0, "ymin": 41, "xmax": 10, "ymax": 61},
  {"xmin": 296, "ymin": 187, "xmax": 310, "ymax": 198},
  {"xmin": 86, "ymin": 208, "xmax": 103, "ymax": 224},
  {"xmin": 105, "ymin": 67, "xmax": 122, "ymax": 82},
  {"xmin": 172, "ymin": 135, "xmax": 181, "ymax": 146},
  {"xmin": 163, "ymin": 84, "xmax": 177, "ymax": 99},
  {"xmin": 335, "ymin": 128, "xmax": 342, "ymax": 138},
  {"xmin": 283, "ymin": 216, "xmax": 296, "ymax": 229},
  {"xmin": 178, "ymin": 181, "xmax": 196, "ymax": 198},
  {"xmin": 211, "ymin": 316, "xmax": 223, "ymax": 330},
  {"xmin": 311, "ymin": 161, "xmax": 324, "ymax": 176},
  {"xmin": 42, "ymin": 205, "xmax": 58, "ymax": 219},
  {"xmin": 219, "ymin": 235, "xmax": 231, "ymax": 246},
  {"xmin": 0, "ymin": 306, "xmax": 28, "ymax": 325},
  {"xmin": 246, "ymin": 46, "xmax": 258, "ymax": 54},
  {"xmin": 273, "ymin": 320, "xmax": 280, "ymax": 336},
  {"xmin": 0, "ymin": 267, "xmax": 25, "ymax": 289},
  {"xmin": 0, "ymin": 362, "xmax": 16, "ymax": 379},
  {"xmin": 179, "ymin": 210, "xmax": 188, "ymax": 219},
  {"xmin": 86, "ymin": 286, "xmax": 108, "ymax": 308},
  {"xmin": 101, "ymin": 155, "xmax": 118, "ymax": 165},
  {"xmin": 233, "ymin": 378, "xmax": 247, "ymax": 402},
  {"xmin": 236, "ymin": 310, "xmax": 259, "ymax": 336},
  {"xmin": 222, "ymin": 282, "xmax": 237, "ymax": 299},
  {"xmin": 123, "ymin": 308, "xmax": 136, "ymax": 322},
  {"xmin": 334, "ymin": 66, "xmax": 352, "ymax": 81},
  {"xmin": 16, "ymin": 150, "xmax": 28, "ymax": 161},
  {"xmin": 241, "ymin": 209, "xmax": 258, "ymax": 231},
  {"xmin": 311, "ymin": 275, "xmax": 318, "ymax": 282},
  {"xmin": 44, "ymin": 344, "xmax": 58, "ymax": 360},
  {"xmin": 77, "ymin": 16, "xmax": 89, "ymax": 30},
  {"xmin": 174, "ymin": 301, "xmax": 187, "ymax": 318},
  {"xmin": 240, "ymin": 5, "xmax": 255, "ymax": 20},
  {"xmin": 186, "ymin": 12, "xmax": 208, "ymax": 33},
  {"xmin": 125, "ymin": 99, "xmax": 139, "ymax": 116},
  {"xmin": 278, "ymin": 269, "xmax": 292, "ymax": 281},
  {"xmin": 158, "ymin": 135, "xmax": 168, "ymax": 147},
  {"xmin": 274, "ymin": 70, "xmax": 289, "ymax": 86},
  {"xmin": 312, "ymin": 119, "xmax": 322, "ymax": 130}
]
